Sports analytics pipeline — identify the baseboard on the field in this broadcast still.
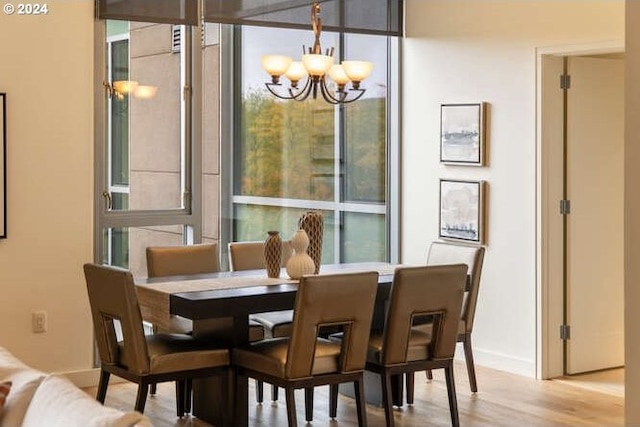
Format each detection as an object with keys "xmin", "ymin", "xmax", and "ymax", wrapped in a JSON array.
[
  {"xmin": 463, "ymin": 343, "xmax": 536, "ymax": 378},
  {"xmin": 55, "ymin": 368, "xmax": 126, "ymax": 389}
]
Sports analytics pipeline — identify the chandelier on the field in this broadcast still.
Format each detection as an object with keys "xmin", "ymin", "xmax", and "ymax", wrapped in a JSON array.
[{"xmin": 261, "ymin": 1, "xmax": 373, "ymax": 105}]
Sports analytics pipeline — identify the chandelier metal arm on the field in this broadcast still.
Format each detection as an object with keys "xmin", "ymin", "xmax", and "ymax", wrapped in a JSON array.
[
  {"xmin": 319, "ymin": 78, "xmax": 366, "ymax": 105},
  {"xmin": 265, "ymin": 77, "xmax": 312, "ymax": 101}
]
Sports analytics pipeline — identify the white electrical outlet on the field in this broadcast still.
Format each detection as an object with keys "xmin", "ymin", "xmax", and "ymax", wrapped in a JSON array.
[{"xmin": 32, "ymin": 311, "xmax": 47, "ymax": 333}]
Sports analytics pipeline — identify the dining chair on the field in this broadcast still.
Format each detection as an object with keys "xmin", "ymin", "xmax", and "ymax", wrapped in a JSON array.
[
  {"xmin": 405, "ymin": 241, "xmax": 486, "ymax": 402},
  {"xmin": 228, "ymin": 240, "xmax": 293, "ymax": 403},
  {"xmin": 229, "ymin": 240, "xmax": 295, "ymax": 337},
  {"xmin": 362, "ymin": 264, "xmax": 467, "ymax": 427},
  {"xmin": 233, "ymin": 271, "xmax": 379, "ymax": 427},
  {"xmin": 83, "ymin": 263, "xmax": 230, "ymax": 417},
  {"xmin": 146, "ymin": 244, "xmax": 220, "ymax": 335},
  {"xmin": 146, "ymin": 243, "xmax": 266, "ymax": 403}
]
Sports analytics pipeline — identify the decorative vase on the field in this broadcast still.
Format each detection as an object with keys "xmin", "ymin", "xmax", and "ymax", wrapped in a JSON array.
[
  {"xmin": 264, "ymin": 231, "xmax": 282, "ymax": 278},
  {"xmin": 285, "ymin": 229, "xmax": 316, "ymax": 280},
  {"xmin": 298, "ymin": 210, "xmax": 323, "ymax": 274}
]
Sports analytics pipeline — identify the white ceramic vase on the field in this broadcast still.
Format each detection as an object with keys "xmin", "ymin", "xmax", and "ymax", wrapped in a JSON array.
[{"xmin": 285, "ymin": 229, "xmax": 316, "ymax": 279}]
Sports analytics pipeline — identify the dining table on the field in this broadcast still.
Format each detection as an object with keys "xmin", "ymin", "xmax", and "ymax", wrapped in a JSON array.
[{"xmin": 135, "ymin": 262, "xmax": 400, "ymax": 427}]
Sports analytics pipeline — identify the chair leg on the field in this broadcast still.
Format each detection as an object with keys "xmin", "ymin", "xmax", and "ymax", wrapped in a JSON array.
[
  {"xmin": 405, "ymin": 372, "xmax": 415, "ymax": 405},
  {"xmin": 380, "ymin": 372, "xmax": 395, "ymax": 427},
  {"xmin": 426, "ymin": 369, "xmax": 433, "ymax": 380},
  {"xmin": 329, "ymin": 384, "xmax": 339, "ymax": 418},
  {"xmin": 184, "ymin": 379, "xmax": 192, "ymax": 414},
  {"xmin": 354, "ymin": 378, "xmax": 368, "ymax": 427},
  {"xmin": 285, "ymin": 387, "xmax": 297, "ymax": 427},
  {"xmin": 96, "ymin": 369, "xmax": 110, "ymax": 403},
  {"xmin": 135, "ymin": 382, "xmax": 150, "ymax": 414},
  {"xmin": 391, "ymin": 373, "xmax": 403, "ymax": 407},
  {"xmin": 304, "ymin": 387, "xmax": 314, "ymax": 421},
  {"xmin": 150, "ymin": 383, "xmax": 157, "ymax": 395},
  {"xmin": 256, "ymin": 380, "xmax": 264, "ymax": 403},
  {"xmin": 444, "ymin": 363, "xmax": 460, "ymax": 427},
  {"xmin": 271, "ymin": 384, "xmax": 279, "ymax": 401},
  {"xmin": 463, "ymin": 333, "xmax": 478, "ymax": 392},
  {"xmin": 175, "ymin": 380, "xmax": 185, "ymax": 417}
]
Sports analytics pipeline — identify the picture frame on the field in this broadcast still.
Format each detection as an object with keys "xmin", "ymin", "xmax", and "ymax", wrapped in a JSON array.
[
  {"xmin": 439, "ymin": 178, "xmax": 485, "ymax": 244},
  {"xmin": 440, "ymin": 102, "xmax": 486, "ymax": 166},
  {"xmin": 0, "ymin": 93, "xmax": 5, "ymax": 239}
]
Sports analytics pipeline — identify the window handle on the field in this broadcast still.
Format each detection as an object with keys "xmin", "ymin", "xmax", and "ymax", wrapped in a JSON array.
[{"xmin": 102, "ymin": 191, "xmax": 112, "ymax": 211}]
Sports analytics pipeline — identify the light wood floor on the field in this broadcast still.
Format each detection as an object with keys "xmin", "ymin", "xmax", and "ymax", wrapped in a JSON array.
[
  {"xmin": 83, "ymin": 362, "xmax": 624, "ymax": 426},
  {"xmin": 554, "ymin": 367, "xmax": 624, "ymax": 399}
]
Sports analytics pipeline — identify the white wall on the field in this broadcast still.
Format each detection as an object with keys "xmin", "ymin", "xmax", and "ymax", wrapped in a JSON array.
[
  {"xmin": 625, "ymin": 2, "xmax": 640, "ymax": 424},
  {"xmin": 403, "ymin": 0, "xmax": 624, "ymax": 376},
  {"xmin": 0, "ymin": 1, "xmax": 95, "ymax": 374}
]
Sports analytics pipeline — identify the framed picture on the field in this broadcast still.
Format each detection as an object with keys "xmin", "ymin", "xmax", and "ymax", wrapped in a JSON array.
[
  {"xmin": 440, "ymin": 102, "xmax": 486, "ymax": 165},
  {"xmin": 439, "ymin": 178, "xmax": 485, "ymax": 243},
  {"xmin": 0, "ymin": 93, "xmax": 5, "ymax": 239}
]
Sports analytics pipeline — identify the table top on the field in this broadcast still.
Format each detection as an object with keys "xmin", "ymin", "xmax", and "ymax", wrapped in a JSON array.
[{"xmin": 136, "ymin": 262, "xmax": 399, "ymax": 327}]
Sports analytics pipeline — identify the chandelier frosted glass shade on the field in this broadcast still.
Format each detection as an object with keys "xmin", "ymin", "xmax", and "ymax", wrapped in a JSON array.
[
  {"xmin": 284, "ymin": 61, "xmax": 307, "ymax": 83},
  {"xmin": 301, "ymin": 54, "xmax": 334, "ymax": 77},
  {"xmin": 261, "ymin": 55, "xmax": 293, "ymax": 80},
  {"xmin": 342, "ymin": 61, "xmax": 374, "ymax": 84}
]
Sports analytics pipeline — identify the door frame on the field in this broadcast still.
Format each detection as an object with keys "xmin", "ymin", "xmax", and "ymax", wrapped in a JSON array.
[{"xmin": 535, "ymin": 40, "xmax": 624, "ymax": 380}]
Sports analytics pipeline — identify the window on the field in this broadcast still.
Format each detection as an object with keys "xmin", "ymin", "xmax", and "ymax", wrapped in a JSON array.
[
  {"xmin": 97, "ymin": 20, "xmax": 202, "ymax": 275},
  {"xmin": 227, "ymin": 26, "xmax": 397, "ymax": 263}
]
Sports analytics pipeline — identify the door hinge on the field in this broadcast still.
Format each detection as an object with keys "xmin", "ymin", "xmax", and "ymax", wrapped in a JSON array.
[
  {"xmin": 560, "ymin": 74, "xmax": 571, "ymax": 90},
  {"xmin": 560, "ymin": 199, "xmax": 571, "ymax": 215},
  {"xmin": 560, "ymin": 324, "xmax": 571, "ymax": 340}
]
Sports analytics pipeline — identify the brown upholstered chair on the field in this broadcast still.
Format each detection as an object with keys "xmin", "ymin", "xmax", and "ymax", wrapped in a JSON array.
[
  {"xmin": 146, "ymin": 243, "xmax": 220, "ymax": 278},
  {"xmin": 406, "ymin": 241, "xmax": 486, "ymax": 401},
  {"xmin": 363, "ymin": 264, "xmax": 467, "ymax": 427},
  {"xmin": 228, "ymin": 240, "xmax": 293, "ymax": 403},
  {"xmin": 146, "ymin": 244, "xmax": 220, "ymax": 335},
  {"xmin": 228, "ymin": 239, "xmax": 293, "ymax": 272},
  {"xmin": 233, "ymin": 271, "xmax": 379, "ymax": 427},
  {"xmin": 146, "ymin": 244, "xmax": 265, "ymax": 402},
  {"xmin": 228, "ymin": 240, "xmax": 294, "ymax": 338},
  {"xmin": 83, "ymin": 263, "xmax": 230, "ymax": 416}
]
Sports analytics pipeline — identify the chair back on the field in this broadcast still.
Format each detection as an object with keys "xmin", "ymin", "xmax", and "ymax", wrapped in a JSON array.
[
  {"xmin": 286, "ymin": 271, "xmax": 378, "ymax": 379},
  {"xmin": 427, "ymin": 241, "xmax": 485, "ymax": 333},
  {"xmin": 228, "ymin": 240, "xmax": 293, "ymax": 271},
  {"xmin": 146, "ymin": 244, "xmax": 219, "ymax": 278},
  {"xmin": 382, "ymin": 264, "xmax": 467, "ymax": 365},
  {"xmin": 83, "ymin": 263, "xmax": 150, "ymax": 375}
]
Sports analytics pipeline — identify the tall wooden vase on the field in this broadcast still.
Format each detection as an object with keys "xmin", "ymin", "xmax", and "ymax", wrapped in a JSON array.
[
  {"xmin": 285, "ymin": 230, "xmax": 316, "ymax": 280},
  {"xmin": 298, "ymin": 210, "xmax": 323, "ymax": 274},
  {"xmin": 264, "ymin": 231, "xmax": 282, "ymax": 278}
]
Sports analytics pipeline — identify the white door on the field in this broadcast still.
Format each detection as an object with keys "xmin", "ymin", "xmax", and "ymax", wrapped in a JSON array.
[{"xmin": 566, "ymin": 56, "xmax": 624, "ymax": 374}]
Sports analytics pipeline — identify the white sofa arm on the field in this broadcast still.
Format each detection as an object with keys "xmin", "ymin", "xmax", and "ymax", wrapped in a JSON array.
[
  {"xmin": 0, "ymin": 347, "xmax": 46, "ymax": 427},
  {"xmin": 21, "ymin": 375, "xmax": 153, "ymax": 427}
]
